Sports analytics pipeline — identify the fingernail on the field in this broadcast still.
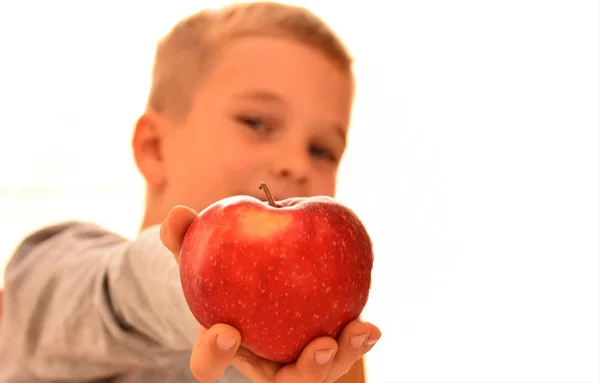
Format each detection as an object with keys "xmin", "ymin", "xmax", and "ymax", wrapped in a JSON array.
[
  {"xmin": 216, "ymin": 335, "xmax": 237, "ymax": 351},
  {"xmin": 366, "ymin": 338, "xmax": 379, "ymax": 346},
  {"xmin": 350, "ymin": 333, "xmax": 368, "ymax": 348},
  {"xmin": 314, "ymin": 349, "xmax": 335, "ymax": 365}
]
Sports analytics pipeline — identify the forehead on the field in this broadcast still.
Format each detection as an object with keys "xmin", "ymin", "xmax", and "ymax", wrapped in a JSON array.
[{"xmin": 199, "ymin": 36, "xmax": 354, "ymax": 124}]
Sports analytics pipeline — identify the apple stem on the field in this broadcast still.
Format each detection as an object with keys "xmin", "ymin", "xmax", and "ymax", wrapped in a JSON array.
[{"xmin": 259, "ymin": 183, "xmax": 281, "ymax": 208}]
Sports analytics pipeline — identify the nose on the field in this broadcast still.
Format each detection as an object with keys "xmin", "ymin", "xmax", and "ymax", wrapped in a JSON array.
[{"xmin": 269, "ymin": 143, "xmax": 310, "ymax": 186}]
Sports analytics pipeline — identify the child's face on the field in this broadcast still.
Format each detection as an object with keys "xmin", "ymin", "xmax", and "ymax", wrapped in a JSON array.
[{"xmin": 146, "ymin": 36, "xmax": 354, "ymax": 215}]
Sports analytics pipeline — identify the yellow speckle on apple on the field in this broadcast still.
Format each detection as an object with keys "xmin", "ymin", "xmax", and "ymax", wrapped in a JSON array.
[{"xmin": 240, "ymin": 211, "xmax": 293, "ymax": 237}]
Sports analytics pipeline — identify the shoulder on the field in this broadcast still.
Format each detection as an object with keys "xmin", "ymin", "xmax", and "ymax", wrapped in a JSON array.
[
  {"xmin": 16, "ymin": 220, "xmax": 125, "ymax": 251},
  {"xmin": 20, "ymin": 220, "xmax": 122, "ymax": 243},
  {"xmin": 7, "ymin": 221, "xmax": 128, "ymax": 272}
]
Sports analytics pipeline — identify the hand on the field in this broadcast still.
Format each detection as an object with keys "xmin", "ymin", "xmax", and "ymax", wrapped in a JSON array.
[
  {"xmin": 0, "ymin": 289, "xmax": 3, "ymax": 327},
  {"xmin": 160, "ymin": 205, "xmax": 381, "ymax": 383}
]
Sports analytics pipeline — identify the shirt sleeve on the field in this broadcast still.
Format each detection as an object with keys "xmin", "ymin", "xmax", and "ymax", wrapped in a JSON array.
[{"xmin": 0, "ymin": 221, "xmax": 199, "ymax": 381}]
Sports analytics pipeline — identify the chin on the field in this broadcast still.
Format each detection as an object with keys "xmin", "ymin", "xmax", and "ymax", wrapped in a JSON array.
[{"xmin": 234, "ymin": 190, "xmax": 268, "ymax": 202}]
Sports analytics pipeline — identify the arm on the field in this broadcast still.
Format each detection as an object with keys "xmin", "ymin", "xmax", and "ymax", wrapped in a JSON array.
[{"xmin": 0, "ymin": 221, "xmax": 197, "ymax": 381}]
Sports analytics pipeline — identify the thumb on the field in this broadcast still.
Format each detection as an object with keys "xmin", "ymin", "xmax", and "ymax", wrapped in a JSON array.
[
  {"xmin": 190, "ymin": 324, "xmax": 241, "ymax": 383},
  {"xmin": 160, "ymin": 205, "xmax": 197, "ymax": 263}
]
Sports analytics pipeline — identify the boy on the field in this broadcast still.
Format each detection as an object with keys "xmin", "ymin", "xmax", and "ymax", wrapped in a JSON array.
[{"xmin": 0, "ymin": 2, "xmax": 380, "ymax": 382}]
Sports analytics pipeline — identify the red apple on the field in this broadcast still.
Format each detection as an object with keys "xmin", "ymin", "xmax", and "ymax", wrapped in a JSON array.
[{"xmin": 179, "ymin": 183, "xmax": 374, "ymax": 363}]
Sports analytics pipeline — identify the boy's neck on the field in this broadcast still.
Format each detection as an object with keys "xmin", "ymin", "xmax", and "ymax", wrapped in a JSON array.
[
  {"xmin": 139, "ymin": 191, "xmax": 168, "ymax": 231},
  {"xmin": 140, "ymin": 207, "xmax": 163, "ymax": 231}
]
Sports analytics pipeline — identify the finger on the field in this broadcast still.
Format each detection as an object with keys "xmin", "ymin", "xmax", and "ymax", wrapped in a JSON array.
[
  {"xmin": 363, "ymin": 322, "xmax": 382, "ymax": 350},
  {"xmin": 189, "ymin": 323, "xmax": 241, "ymax": 383},
  {"xmin": 326, "ymin": 320, "xmax": 380, "ymax": 381},
  {"xmin": 231, "ymin": 347, "xmax": 281, "ymax": 383},
  {"xmin": 160, "ymin": 205, "xmax": 197, "ymax": 262},
  {"xmin": 276, "ymin": 336, "xmax": 338, "ymax": 383},
  {"xmin": 327, "ymin": 320, "xmax": 370, "ymax": 378},
  {"xmin": 359, "ymin": 322, "xmax": 382, "ymax": 365}
]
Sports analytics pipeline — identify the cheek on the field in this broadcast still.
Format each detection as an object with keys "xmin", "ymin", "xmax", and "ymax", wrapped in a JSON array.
[
  {"xmin": 310, "ymin": 171, "xmax": 338, "ymax": 197},
  {"xmin": 220, "ymin": 133, "xmax": 261, "ymax": 171},
  {"xmin": 164, "ymin": 145, "xmax": 209, "ymax": 203},
  {"xmin": 170, "ymin": 122, "xmax": 262, "ymax": 191}
]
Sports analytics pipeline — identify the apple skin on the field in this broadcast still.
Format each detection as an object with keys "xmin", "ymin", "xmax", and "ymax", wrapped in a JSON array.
[{"xmin": 179, "ymin": 194, "xmax": 374, "ymax": 364}]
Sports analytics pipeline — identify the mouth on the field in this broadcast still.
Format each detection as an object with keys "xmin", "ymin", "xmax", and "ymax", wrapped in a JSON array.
[{"xmin": 236, "ymin": 183, "xmax": 270, "ymax": 200}]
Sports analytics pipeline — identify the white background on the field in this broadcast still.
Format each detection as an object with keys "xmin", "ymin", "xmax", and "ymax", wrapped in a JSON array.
[{"xmin": 0, "ymin": 1, "xmax": 598, "ymax": 382}]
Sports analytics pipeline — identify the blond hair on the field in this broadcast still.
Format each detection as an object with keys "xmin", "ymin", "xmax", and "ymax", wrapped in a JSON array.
[{"xmin": 147, "ymin": 1, "xmax": 353, "ymax": 121}]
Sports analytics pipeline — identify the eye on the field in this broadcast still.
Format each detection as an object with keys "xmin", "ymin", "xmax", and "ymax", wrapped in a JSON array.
[
  {"xmin": 236, "ymin": 116, "xmax": 265, "ymax": 130},
  {"xmin": 310, "ymin": 144, "xmax": 337, "ymax": 163}
]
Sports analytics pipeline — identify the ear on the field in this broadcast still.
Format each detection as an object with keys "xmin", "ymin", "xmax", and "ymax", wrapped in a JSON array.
[{"xmin": 132, "ymin": 110, "xmax": 170, "ymax": 189}]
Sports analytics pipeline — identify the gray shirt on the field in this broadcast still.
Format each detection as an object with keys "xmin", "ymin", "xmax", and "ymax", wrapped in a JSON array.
[{"xmin": 0, "ymin": 221, "xmax": 250, "ymax": 383}]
